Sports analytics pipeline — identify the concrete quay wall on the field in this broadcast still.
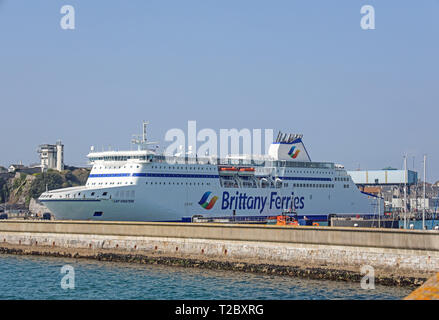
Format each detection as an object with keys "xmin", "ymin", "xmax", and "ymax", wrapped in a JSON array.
[
  {"xmin": 1, "ymin": 220, "xmax": 439, "ymax": 250},
  {"xmin": 0, "ymin": 220, "xmax": 439, "ymax": 275},
  {"xmin": 1, "ymin": 231, "xmax": 439, "ymax": 274}
]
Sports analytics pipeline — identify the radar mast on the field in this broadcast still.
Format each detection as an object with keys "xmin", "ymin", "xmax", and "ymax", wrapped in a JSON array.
[{"xmin": 131, "ymin": 121, "xmax": 158, "ymax": 151}]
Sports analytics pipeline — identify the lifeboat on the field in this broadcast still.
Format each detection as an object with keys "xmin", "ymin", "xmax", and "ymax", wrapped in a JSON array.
[
  {"xmin": 219, "ymin": 167, "xmax": 239, "ymax": 176},
  {"xmin": 238, "ymin": 167, "xmax": 255, "ymax": 176},
  {"xmin": 275, "ymin": 215, "xmax": 299, "ymax": 226}
]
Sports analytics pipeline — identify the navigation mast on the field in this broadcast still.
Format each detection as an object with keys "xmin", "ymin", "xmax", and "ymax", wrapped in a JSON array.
[{"xmin": 131, "ymin": 121, "xmax": 158, "ymax": 151}]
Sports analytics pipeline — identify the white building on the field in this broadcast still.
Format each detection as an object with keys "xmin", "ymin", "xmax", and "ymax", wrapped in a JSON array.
[
  {"xmin": 38, "ymin": 141, "xmax": 64, "ymax": 172},
  {"xmin": 8, "ymin": 164, "xmax": 25, "ymax": 173},
  {"xmin": 410, "ymin": 198, "xmax": 434, "ymax": 211}
]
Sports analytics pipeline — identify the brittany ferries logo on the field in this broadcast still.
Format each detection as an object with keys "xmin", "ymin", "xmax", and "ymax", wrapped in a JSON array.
[
  {"xmin": 198, "ymin": 192, "xmax": 218, "ymax": 210},
  {"xmin": 288, "ymin": 146, "xmax": 300, "ymax": 159}
]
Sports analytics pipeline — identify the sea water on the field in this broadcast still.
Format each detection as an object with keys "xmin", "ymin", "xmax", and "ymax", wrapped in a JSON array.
[{"xmin": 0, "ymin": 254, "xmax": 411, "ymax": 300}]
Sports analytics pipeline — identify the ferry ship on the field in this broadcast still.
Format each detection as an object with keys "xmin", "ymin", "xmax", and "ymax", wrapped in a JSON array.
[{"xmin": 39, "ymin": 122, "xmax": 379, "ymax": 222}]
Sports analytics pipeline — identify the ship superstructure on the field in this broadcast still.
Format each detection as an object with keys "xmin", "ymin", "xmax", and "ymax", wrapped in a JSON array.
[{"xmin": 39, "ymin": 122, "xmax": 378, "ymax": 221}]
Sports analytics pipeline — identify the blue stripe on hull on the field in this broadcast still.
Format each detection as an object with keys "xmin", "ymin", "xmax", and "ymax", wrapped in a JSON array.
[
  {"xmin": 88, "ymin": 172, "xmax": 332, "ymax": 182},
  {"xmin": 161, "ymin": 214, "xmax": 333, "ymax": 223},
  {"xmin": 40, "ymin": 199, "xmax": 101, "ymax": 202}
]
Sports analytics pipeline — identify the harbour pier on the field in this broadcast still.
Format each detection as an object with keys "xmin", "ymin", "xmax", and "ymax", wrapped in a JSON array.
[{"xmin": 0, "ymin": 220, "xmax": 438, "ymax": 287}]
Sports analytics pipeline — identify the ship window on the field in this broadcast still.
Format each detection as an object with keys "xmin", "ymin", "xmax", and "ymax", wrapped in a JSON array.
[{"xmin": 102, "ymin": 192, "xmax": 108, "ymax": 196}]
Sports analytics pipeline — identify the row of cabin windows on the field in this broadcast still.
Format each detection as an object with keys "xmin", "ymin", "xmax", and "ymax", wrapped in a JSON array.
[
  {"xmin": 284, "ymin": 170, "xmax": 332, "ymax": 175},
  {"xmin": 335, "ymin": 177, "xmax": 350, "ymax": 182},
  {"xmin": 293, "ymin": 183, "xmax": 334, "ymax": 188},
  {"xmin": 87, "ymin": 182, "xmax": 134, "ymax": 186},
  {"xmin": 115, "ymin": 190, "xmax": 135, "ymax": 198},
  {"xmin": 96, "ymin": 165, "xmax": 214, "ymax": 171},
  {"xmin": 146, "ymin": 181, "xmax": 211, "ymax": 186},
  {"xmin": 65, "ymin": 191, "xmax": 109, "ymax": 198},
  {"xmin": 151, "ymin": 165, "xmax": 214, "ymax": 171},
  {"xmin": 73, "ymin": 191, "xmax": 134, "ymax": 198},
  {"xmin": 98, "ymin": 165, "xmax": 138, "ymax": 170}
]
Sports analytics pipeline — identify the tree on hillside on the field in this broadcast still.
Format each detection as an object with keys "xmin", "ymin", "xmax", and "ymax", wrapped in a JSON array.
[
  {"xmin": 72, "ymin": 169, "xmax": 90, "ymax": 185},
  {"xmin": 0, "ymin": 178, "xmax": 8, "ymax": 203},
  {"xmin": 29, "ymin": 171, "xmax": 64, "ymax": 199}
]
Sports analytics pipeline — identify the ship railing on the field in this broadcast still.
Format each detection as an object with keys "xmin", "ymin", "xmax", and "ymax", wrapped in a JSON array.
[{"xmin": 157, "ymin": 155, "xmax": 334, "ymax": 169}]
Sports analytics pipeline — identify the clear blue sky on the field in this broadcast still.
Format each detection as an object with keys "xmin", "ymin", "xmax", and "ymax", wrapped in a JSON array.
[{"xmin": 1, "ymin": 1, "xmax": 438, "ymax": 181}]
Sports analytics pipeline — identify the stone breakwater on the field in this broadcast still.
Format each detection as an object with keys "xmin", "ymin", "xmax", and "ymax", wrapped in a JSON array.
[{"xmin": 0, "ymin": 243, "xmax": 428, "ymax": 288}]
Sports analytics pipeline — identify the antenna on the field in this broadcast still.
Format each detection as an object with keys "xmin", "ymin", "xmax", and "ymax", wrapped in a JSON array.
[
  {"xmin": 131, "ymin": 121, "xmax": 158, "ymax": 151},
  {"xmin": 403, "ymin": 154, "xmax": 408, "ymax": 229}
]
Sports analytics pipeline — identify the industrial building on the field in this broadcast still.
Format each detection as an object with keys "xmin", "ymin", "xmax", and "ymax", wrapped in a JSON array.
[
  {"xmin": 37, "ymin": 141, "xmax": 64, "ymax": 172},
  {"xmin": 347, "ymin": 169, "xmax": 418, "ymax": 186},
  {"xmin": 347, "ymin": 168, "xmax": 438, "ymax": 214}
]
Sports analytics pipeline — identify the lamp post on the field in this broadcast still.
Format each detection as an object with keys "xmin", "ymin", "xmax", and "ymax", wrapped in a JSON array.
[
  {"xmin": 403, "ymin": 155, "xmax": 408, "ymax": 229},
  {"xmin": 423, "ymin": 155, "xmax": 426, "ymax": 230}
]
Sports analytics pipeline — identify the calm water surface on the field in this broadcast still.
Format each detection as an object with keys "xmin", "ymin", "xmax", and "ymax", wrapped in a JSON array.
[{"xmin": 0, "ymin": 254, "xmax": 411, "ymax": 300}]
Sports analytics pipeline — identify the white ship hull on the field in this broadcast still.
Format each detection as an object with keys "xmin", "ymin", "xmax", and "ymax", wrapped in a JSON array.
[
  {"xmin": 40, "ymin": 165, "xmax": 378, "ymax": 222},
  {"xmin": 39, "ymin": 125, "xmax": 380, "ymax": 222}
]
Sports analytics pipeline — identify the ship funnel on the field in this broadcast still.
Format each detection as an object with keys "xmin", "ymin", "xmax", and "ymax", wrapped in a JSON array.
[{"xmin": 268, "ymin": 132, "xmax": 311, "ymax": 162}]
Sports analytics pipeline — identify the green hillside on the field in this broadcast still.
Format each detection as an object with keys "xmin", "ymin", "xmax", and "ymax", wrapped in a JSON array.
[{"xmin": 1, "ymin": 168, "xmax": 90, "ymax": 208}]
